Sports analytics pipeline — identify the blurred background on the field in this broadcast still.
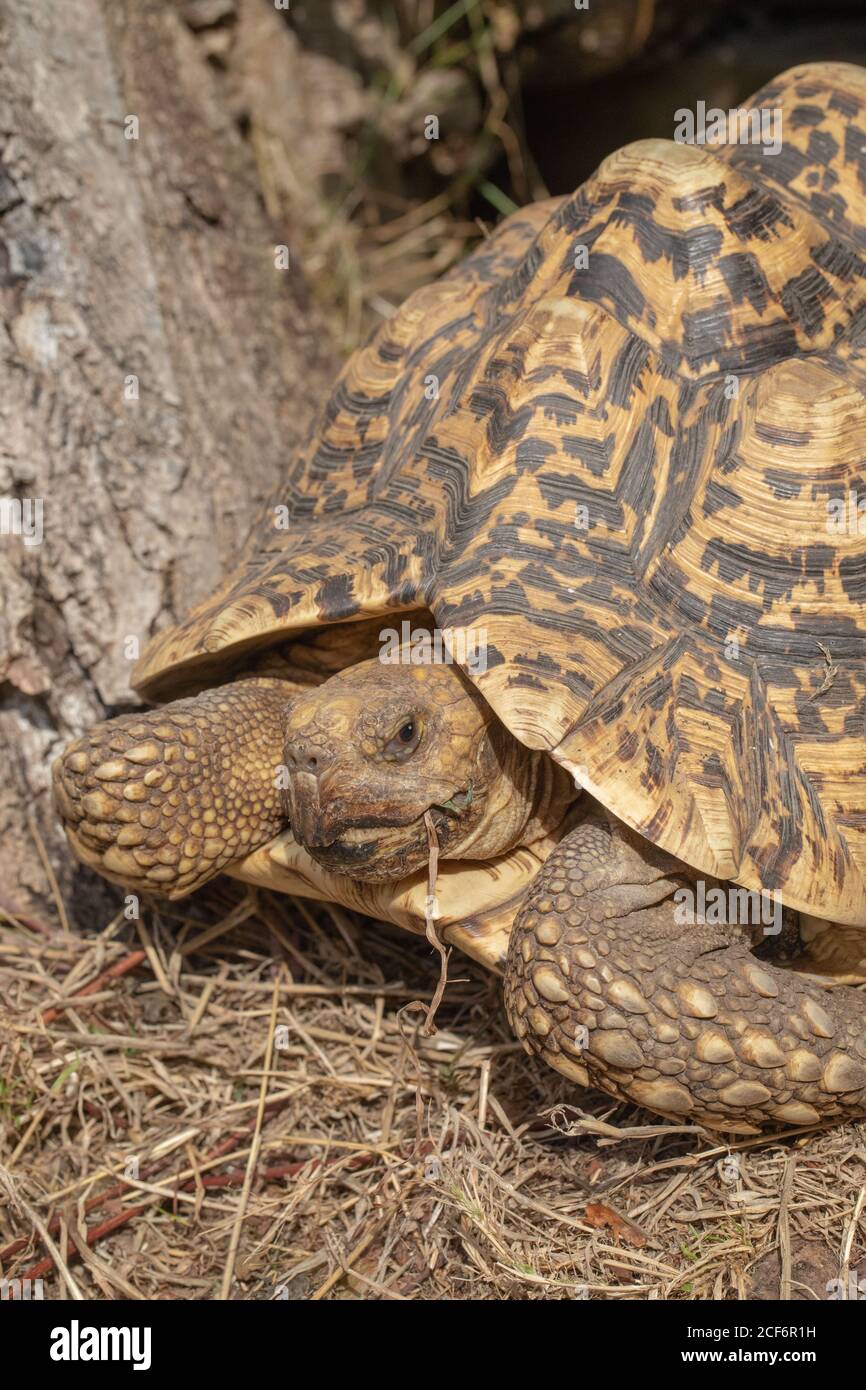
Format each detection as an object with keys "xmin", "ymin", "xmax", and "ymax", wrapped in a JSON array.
[{"xmin": 182, "ymin": 0, "xmax": 866, "ymax": 350}]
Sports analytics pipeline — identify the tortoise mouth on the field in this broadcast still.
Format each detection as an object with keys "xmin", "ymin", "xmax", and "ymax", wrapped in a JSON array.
[
  {"xmin": 331, "ymin": 803, "xmax": 456, "ymax": 843},
  {"xmin": 292, "ymin": 803, "xmax": 460, "ymax": 882}
]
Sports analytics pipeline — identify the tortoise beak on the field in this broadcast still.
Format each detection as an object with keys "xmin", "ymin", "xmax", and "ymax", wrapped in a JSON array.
[
  {"xmin": 283, "ymin": 735, "xmax": 344, "ymax": 847},
  {"xmin": 284, "ymin": 770, "xmax": 338, "ymax": 849}
]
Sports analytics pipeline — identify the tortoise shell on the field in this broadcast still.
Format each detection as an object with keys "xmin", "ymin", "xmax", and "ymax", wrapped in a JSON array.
[{"xmin": 135, "ymin": 63, "xmax": 866, "ymax": 928}]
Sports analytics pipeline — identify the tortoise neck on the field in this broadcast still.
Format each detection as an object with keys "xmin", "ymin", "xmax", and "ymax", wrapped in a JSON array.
[{"xmin": 448, "ymin": 725, "xmax": 577, "ymax": 861}]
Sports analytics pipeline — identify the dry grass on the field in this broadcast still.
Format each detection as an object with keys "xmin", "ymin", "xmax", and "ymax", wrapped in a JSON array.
[{"xmin": 2, "ymin": 887, "xmax": 865, "ymax": 1301}]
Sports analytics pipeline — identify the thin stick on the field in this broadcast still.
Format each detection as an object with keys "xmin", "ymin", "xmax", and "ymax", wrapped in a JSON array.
[
  {"xmin": 0, "ymin": 1169, "xmax": 84, "ymax": 1299},
  {"xmin": 841, "ymin": 1184, "xmax": 866, "ymax": 1299},
  {"xmin": 0, "ymin": 895, "xmax": 54, "ymax": 936},
  {"xmin": 41, "ymin": 949, "xmax": 147, "ymax": 1024},
  {"xmin": 310, "ymin": 1217, "xmax": 388, "ymax": 1302},
  {"xmin": 478, "ymin": 1058, "xmax": 491, "ymax": 1130},
  {"xmin": 778, "ymin": 1153, "xmax": 795, "ymax": 1301},
  {"xmin": 4, "ymin": 1102, "xmax": 293, "ymax": 1269},
  {"xmin": 17, "ymin": 1142, "xmax": 381, "ymax": 1284},
  {"xmin": 27, "ymin": 812, "xmax": 72, "ymax": 936},
  {"xmin": 422, "ymin": 810, "xmax": 450, "ymax": 1035},
  {"xmin": 219, "ymin": 973, "xmax": 281, "ymax": 1299}
]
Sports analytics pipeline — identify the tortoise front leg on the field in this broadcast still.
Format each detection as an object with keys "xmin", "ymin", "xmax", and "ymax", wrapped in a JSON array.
[
  {"xmin": 504, "ymin": 814, "xmax": 866, "ymax": 1133},
  {"xmin": 54, "ymin": 679, "xmax": 297, "ymax": 900}
]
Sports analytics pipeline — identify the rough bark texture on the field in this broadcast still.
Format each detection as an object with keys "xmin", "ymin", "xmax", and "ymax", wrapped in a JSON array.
[{"xmin": 0, "ymin": 0, "xmax": 336, "ymax": 925}]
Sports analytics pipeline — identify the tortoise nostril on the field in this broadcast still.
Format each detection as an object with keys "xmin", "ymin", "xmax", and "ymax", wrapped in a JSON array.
[{"xmin": 285, "ymin": 740, "xmax": 330, "ymax": 776}]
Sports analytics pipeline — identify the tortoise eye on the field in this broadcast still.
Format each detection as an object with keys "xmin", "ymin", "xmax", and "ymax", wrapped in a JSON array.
[{"xmin": 384, "ymin": 717, "xmax": 422, "ymax": 760}]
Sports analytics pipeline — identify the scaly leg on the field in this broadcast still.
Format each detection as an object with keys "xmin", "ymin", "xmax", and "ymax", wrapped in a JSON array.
[
  {"xmin": 54, "ymin": 679, "xmax": 296, "ymax": 899},
  {"xmin": 504, "ymin": 812, "xmax": 866, "ymax": 1133}
]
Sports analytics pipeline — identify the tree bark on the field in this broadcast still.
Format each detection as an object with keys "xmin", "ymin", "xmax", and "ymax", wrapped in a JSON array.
[{"xmin": 0, "ymin": 0, "xmax": 337, "ymax": 925}]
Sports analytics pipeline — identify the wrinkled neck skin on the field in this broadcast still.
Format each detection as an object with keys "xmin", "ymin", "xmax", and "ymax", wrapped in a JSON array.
[{"xmin": 454, "ymin": 720, "xmax": 575, "ymax": 862}]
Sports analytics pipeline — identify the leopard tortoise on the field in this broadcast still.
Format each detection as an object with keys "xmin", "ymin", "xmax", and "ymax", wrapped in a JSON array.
[{"xmin": 55, "ymin": 63, "xmax": 866, "ymax": 1134}]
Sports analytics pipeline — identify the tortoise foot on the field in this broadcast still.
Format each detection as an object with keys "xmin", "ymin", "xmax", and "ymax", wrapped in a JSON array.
[
  {"xmin": 53, "ymin": 679, "xmax": 296, "ymax": 899},
  {"xmin": 504, "ymin": 815, "xmax": 866, "ymax": 1133}
]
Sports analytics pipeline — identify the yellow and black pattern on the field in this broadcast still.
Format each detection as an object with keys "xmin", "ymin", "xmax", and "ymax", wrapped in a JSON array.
[{"xmin": 135, "ymin": 63, "xmax": 866, "ymax": 925}]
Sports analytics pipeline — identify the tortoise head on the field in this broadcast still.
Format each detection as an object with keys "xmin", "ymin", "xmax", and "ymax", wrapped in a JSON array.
[{"xmin": 281, "ymin": 656, "xmax": 526, "ymax": 881}]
